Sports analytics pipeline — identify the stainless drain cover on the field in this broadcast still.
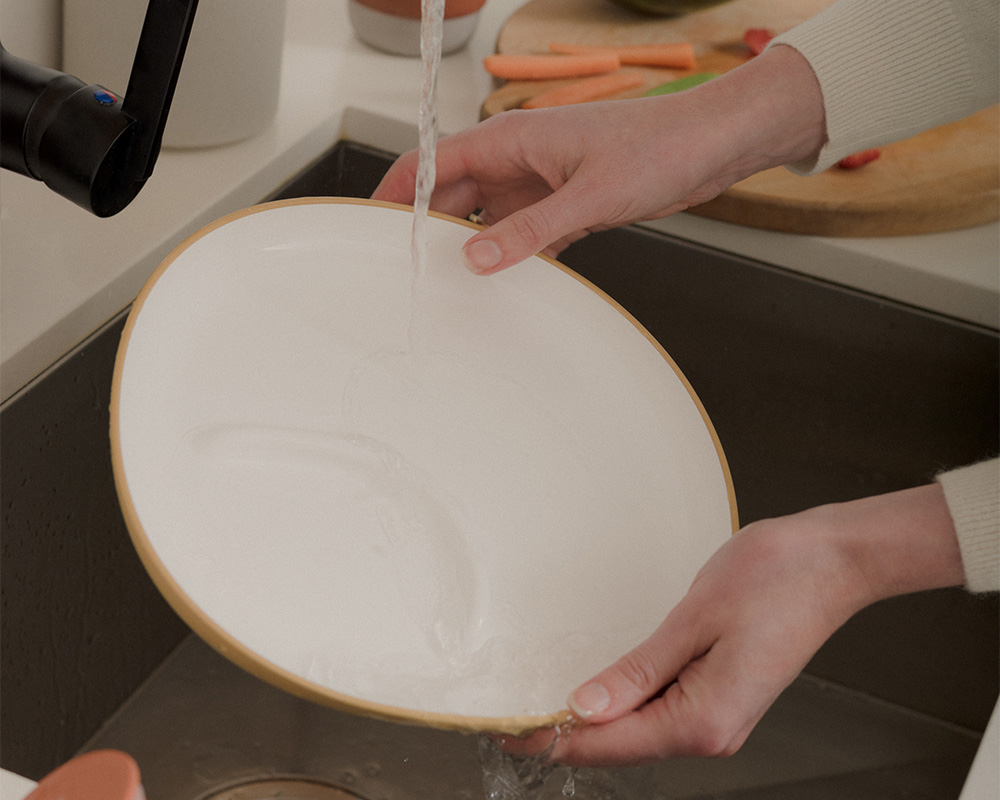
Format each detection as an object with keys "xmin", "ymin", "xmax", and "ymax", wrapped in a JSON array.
[{"xmin": 202, "ymin": 779, "xmax": 368, "ymax": 800}]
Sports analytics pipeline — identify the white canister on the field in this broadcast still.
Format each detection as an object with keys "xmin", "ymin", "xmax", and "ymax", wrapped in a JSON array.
[
  {"xmin": 62, "ymin": 0, "xmax": 286, "ymax": 149},
  {"xmin": 1, "ymin": 0, "xmax": 62, "ymax": 67}
]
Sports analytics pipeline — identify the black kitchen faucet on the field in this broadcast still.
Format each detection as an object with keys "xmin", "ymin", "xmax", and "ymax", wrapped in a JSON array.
[{"xmin": 0, "ymin": 0, "xmax": 199, "ymax": 217}]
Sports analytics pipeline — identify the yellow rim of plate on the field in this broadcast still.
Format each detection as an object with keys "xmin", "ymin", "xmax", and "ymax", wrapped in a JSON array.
[{"xmin": 109, "ymin": 196, "xmax": 739, "ymax": 736}]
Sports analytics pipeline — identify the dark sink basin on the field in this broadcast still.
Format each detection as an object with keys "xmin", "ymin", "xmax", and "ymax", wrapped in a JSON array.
[{"xmin": 2, "ymin": 141, "xmax": 996, "ymax": 799}]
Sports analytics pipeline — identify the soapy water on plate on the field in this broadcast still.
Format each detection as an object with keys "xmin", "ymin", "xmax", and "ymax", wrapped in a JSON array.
[
  {"xmin": 174, "ymin": 405, "xmax": 607, "ymax": 714},
  {"xmin": 182, "ymin": 422, "xmax": 479, "ymax": 659}
]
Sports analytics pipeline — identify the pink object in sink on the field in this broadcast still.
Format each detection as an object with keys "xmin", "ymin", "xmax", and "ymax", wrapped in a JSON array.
[{"xmin": 26, "ymin": 750, "xmax": 144, "ymax": 800}]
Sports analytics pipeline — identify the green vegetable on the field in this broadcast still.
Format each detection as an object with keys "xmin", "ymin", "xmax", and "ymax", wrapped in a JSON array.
[{"xmin": 643, "ymin": 72, "xmax": 719, "ymax": 96}]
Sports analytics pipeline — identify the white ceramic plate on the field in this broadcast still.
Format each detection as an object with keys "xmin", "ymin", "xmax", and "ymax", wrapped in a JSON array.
[{"xmin": 111, "ymin": 198, "xmax": 737, "ymax": 734}]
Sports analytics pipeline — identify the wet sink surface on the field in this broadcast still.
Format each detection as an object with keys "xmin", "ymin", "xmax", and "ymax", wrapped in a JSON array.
[
  {"xmin": 2, "ymin": 141, "xmax": 997, "ymax": 797},
  {"xmin": 84, "ymin": 633, "xmax": 979, "ymax": 800}
]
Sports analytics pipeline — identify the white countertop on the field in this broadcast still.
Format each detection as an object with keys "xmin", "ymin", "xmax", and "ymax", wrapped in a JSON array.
[
  {"xmin": 1, "ymin": 0, "xmax": 997, "ymax": 406},
  {"xmin": 1, "ymin": 767, "xmax": 35, "ymax": 798}
]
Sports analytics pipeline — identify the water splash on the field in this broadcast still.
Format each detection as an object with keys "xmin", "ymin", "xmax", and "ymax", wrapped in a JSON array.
[
  {"xmin": 477, "ymin": 730, "xmax": 642, "ymax": 800},
  {"xmin": 479, "ymin": 734, "xmax": 562, "ymax": 800}
]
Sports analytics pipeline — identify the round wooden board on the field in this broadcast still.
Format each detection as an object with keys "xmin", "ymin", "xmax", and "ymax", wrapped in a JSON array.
[{"xmin": 482, "ymin": 0, "xmax": 1000, "ymax": 236}]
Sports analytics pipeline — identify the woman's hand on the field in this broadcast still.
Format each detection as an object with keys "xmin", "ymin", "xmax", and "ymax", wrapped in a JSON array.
[
  {"xmin": 373, "ymin": 45, "xmax": 825, "ymax": 274},
  {"xmin": 500, "ymin": 484, "xmax": 964, "ymax": 767}
]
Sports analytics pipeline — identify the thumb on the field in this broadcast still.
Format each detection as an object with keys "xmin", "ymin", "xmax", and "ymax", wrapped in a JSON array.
[
  {"xmin": 567, "ymin": 615, "xmax": 705, "ymax": 724},
  {"xmin": 461, "ymin": 190, "xmax": 593, "ymax": 275}
]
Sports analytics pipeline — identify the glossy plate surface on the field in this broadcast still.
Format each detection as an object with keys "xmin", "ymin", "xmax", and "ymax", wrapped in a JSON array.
[{"xmin": 111, "ymin": 199, "xmax": 736, "ymax": 734}]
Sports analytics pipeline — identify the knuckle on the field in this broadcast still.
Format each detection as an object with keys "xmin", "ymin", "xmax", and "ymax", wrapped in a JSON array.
[
  {"xmin": 505, "ymin": 210, "xmax": 551, "ymax": 252},
  {"xmin": 615, "ymin": 650, "xmax": 662, "ymax": 696},
  {"xmin": 681, "ymin": 709, "xmax": 746, "ymax": 759},
  {"xmin": 480, "ymin": 107, "xmax": 526, "ymax": 139},
  {"xmin": 685, "ymin": 726, "xmax": 735, "ymax": 758}
]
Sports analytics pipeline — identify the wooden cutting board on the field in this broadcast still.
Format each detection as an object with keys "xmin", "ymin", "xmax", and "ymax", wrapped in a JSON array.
[{"xmin": 482, "ymin": 0, "xmax": 1000, "ymax": 236}]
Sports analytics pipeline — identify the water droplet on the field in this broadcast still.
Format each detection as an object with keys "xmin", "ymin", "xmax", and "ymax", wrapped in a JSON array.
[{"xmin": 339, "ymin": 769, "xmax": 358, "ymax": 786}]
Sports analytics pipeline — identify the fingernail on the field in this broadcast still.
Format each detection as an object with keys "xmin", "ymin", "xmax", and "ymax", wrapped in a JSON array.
[
  {"xmin": 568, "ymin": 682, "xmax": 611, "ymax": 719},
  {"xmin": 462, "ymin": 239, "xmax": 502, "ymax": 274}
]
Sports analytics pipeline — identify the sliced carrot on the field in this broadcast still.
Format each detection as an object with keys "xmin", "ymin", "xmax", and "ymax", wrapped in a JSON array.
[
  {"xmin": 483, "ymin": 53, "xmax": 621, "ymax": 81},
  {"xmin": 522, "ymin": 71, "xmax": 646, "ymax": 109},
  {"xmin": 548, "ymin": 41, "xmax": 696, "ymax": 70}
]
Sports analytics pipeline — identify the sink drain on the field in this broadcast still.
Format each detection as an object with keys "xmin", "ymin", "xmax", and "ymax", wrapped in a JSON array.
[{"xmin": 202, "ymin": 779, "xmax": 369, "ymax": 800}]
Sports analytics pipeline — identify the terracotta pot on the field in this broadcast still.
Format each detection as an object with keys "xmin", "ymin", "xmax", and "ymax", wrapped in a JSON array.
[
  {"xmin": 352, "ymin": 0, "xmax": 486, "ymax": 19},
  {"xmin": 349, "ymin": 0, "xmax": 487, "ymax": 56},
  {"xmin": 28, "ymin": 750, "xmax": 144, "ymax": 800}
]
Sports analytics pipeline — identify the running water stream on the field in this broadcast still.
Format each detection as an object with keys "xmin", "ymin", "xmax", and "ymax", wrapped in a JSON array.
[
  {"xmin": 408, "ymin": 0, "xmax": 446, "ymax": 352},
  {"xmin": 410, "ymin": 3, "xmax": 578, "ymax": 797}
]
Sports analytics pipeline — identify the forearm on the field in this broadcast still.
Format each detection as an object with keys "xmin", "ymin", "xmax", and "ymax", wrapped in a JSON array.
[
  {"xmin": 819, "ymin": 484, "xmax": 966, "ymax": 609},
  {"xmin": 675, "ymin": 42, "xmax": 827, "ymax": 180}
]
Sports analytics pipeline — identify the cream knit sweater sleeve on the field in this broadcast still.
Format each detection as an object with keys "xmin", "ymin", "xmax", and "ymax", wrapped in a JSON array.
[
  {"xmin": 773, "ymin": 1, "xmax": 1000, "ymax": 592},
  {"xmin": 938, "ymin": 459, "xmax": 1000, "ymax": 593},
  {"xmin": 771, "ymin": 0, "xmax": 1000, "ymax": 173}
]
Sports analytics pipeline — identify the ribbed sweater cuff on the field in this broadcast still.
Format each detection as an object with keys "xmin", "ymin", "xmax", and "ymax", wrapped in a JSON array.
[
  {"xmin": 771, "ymin": 0, "xmax": 998, "ymax": 174},
  {"xmin": 938, "ymin": 459, "xmax": 1000, "ymax": 593}
]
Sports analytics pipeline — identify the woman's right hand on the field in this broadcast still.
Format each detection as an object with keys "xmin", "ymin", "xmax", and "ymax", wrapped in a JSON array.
[
  {"xmin": 500, "ymin": 483, "xmax": 965, "ymax": 767},
  {"xmin": 373, "ymin": 44, "xmax": 825, "ymax": 274}
]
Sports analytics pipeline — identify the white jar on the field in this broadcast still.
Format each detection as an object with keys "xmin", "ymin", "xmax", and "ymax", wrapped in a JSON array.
[
  {"xmin": 62, "ymin": 0, "xmax": 286, "ymax": 149},
  {"xmin": 1, "ymin": 0, "xmax": 62, "ymax": 67}
]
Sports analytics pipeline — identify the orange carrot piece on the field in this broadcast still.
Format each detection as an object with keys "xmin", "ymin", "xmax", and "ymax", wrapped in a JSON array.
[
  {"xmin": 483, "ymin": 53, "xmax": 621, "ymax": 81},
  {"xmin": 522, "ymin": 71, "xmax": 646, "ymax": 109},
  {"xmin": 548, "ymin": 41, "xmax": 696, "ymax": 70}
]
